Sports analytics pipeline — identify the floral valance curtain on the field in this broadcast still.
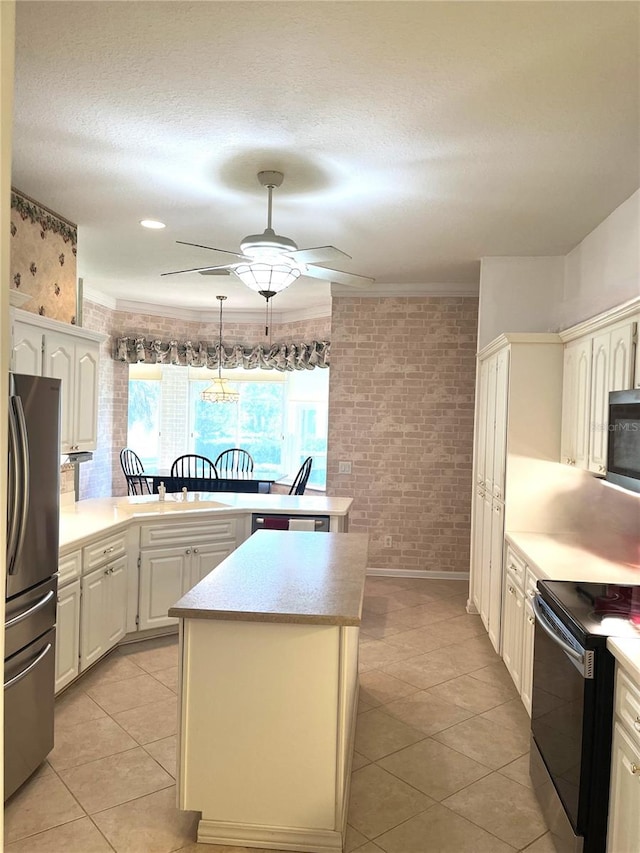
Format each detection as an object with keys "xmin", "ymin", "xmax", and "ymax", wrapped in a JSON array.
[{"xmin": 115, "ymin": 337, "xmax": 330, "ymax": 371}]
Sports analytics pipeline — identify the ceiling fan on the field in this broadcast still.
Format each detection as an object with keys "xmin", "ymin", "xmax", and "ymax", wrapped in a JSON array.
[{"xmin": 161, "ymin": 170, "xmax": 375, "ymax": 300}]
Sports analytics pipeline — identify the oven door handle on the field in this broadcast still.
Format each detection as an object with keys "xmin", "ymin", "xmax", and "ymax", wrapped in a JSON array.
[{"xmin": 532, "ymin": 594, "xmax": 586, "ymax": 667}]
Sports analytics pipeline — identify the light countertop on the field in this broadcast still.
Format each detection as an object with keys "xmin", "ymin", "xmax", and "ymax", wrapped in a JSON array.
[
  {"xmin": 505, "ymin": 531, "xmax": 640, "ymax": 584},
  {"xmin": 169, "ymin": 530, "xmax": 369, "ymax": 626},
  {"xmin": 59, "ymin": 493, "xmax": 353, "ymax": 553},
  {"xmin": 608, "ymin": 638, "xmax": 640, "ymax": 682}
]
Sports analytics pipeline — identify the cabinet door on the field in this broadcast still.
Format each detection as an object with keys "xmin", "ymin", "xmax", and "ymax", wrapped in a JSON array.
[
  {"xmin": 470, "ymin": 486, "xmax": 486, "ymax": 613},
  {"xmin": 521, "ymin": 598, "xmax": 535, "ymax": 716},
  {"xmin": 104, "ymin": 556, "xmax": 127, "ymax": 649},
  {"xmin": 479, "ymin": 492, "xmax": 493, "ymax": 631},
  {"xmin": 73, "ymin": 341, "xmax": 100, "ymax": 451},
  {"xmin": 487, "ymin": 499, "xmax": 504, "ymax": 654},
  {"xmin": 80, "ymin": 567, "xmax": 108, "ymax": 671},
  {"xmin": 139, "ymin": 547, "xmax": 188, "ymax": 630},
  {"xmin": 55, "ymin": 579, "xmax": 81, "ymax": 693},
  {"xmin": 492, "ymin": 348, "xmax": 509, "ymax": 501},
  {"xmin": 475, "ymin": 359, "xmax": 490, "ymax": 488},
  {"xmin": 11, "ymin": 321, "xmax": 43, "ymax": 376},
  {"xmin": 188, "ymin": 541, "xmax": 236, "ymax": 591},
  {"xmin": 589, "ymin": 330, "xmax": 610, "ymax": 473},
  {"xmin": 484, "ymin": 355, "xmax": 498, "ymax": 495},
  {"xmin": 501, "ymin": 571, "xmax": 523, "ymax": 692},
  {"xmin": 561, "ymin": 338, "xmax": 591, "ymax": 469},
  {"xmin": 607, "ymin": 720, "xmax": 640, "ymax": 853},
  {"xmin": 44, "ymin": 331, "xmax": 75, "ymax": 453}
]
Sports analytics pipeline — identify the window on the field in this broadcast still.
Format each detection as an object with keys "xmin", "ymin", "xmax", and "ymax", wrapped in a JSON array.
[{"xmin": 127, "ymin": 364, "xmax": 329, "ymax": 488}]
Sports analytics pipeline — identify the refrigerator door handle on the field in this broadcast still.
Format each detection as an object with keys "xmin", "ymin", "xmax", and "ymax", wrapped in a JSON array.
[
  {"xmin": 4, "ymin": 643, "xmax": 53, "ymax": 690},
  {"xmin": 10, "ymin": 395, "xmax": 31, "ymax": 576},
  {"xmin": 5, "ymin": 590, "xmax": 55, "ymax": 629},
  {"xmin": 7, "ymin": 398, "xmax": 21, "ymax": 573}
]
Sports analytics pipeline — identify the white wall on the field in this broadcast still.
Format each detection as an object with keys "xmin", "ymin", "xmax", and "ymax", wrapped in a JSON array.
[
  {"xmin": 561, "ymin": 189, "xmax": 640, "ymax": 329},
  {"xmin": 477, "ymin": 256, "xmax": 564, "ymax": 349},
  {"xmin": 477, "ymin": 188, "xmax": 640, "ymax": 348}
]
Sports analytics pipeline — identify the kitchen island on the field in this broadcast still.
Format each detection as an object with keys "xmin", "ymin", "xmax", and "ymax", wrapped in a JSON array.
[{"xmin": 169, "ymin": 530, "xmax": 369, "ymax": 853}]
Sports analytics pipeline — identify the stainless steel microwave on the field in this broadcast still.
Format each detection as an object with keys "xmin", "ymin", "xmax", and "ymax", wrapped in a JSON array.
[{"xmin": 606, "ymin": 389, "xmax": 640, "ymax": 493}]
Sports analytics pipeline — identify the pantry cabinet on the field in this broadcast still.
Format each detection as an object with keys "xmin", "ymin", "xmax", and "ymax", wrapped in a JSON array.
[
  {"xmin": 10, "ymin": 308, "xmax": 104, "ymax": 453},
  {"xmin": 469, "ymin": 334, "xmax": 563, "ymax": 653},
  {"xmin": 607, "ymin": 667, "xmax": 640, "ymax": 852}
]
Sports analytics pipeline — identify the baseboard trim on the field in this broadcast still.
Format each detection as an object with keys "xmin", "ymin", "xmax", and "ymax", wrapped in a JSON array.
[
  {"xmin": 197, "ymin": 819, "xmax": 342, "ymax": 851},
  {"xmin": 366, "ymin": 568, "xmax": 470, "ymax": 580}
]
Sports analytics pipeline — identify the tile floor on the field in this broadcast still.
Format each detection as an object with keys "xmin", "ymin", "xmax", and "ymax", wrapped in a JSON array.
[{"xmin": 4, "ymin": 575, "xmax": 554, "ymax": 852}]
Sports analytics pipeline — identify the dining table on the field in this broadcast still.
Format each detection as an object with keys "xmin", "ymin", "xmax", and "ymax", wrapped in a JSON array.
[{"xmin": 148, "ymin": 474, "xmax": 276, "ymax": 495}]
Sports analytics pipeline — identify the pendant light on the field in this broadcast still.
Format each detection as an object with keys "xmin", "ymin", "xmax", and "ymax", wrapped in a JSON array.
[{"xmin": 200, "ymin": 295, "xmax": 239, "ymax": 403}]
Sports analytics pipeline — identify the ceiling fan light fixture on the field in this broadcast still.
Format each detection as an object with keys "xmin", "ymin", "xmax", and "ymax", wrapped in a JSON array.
[{"xmin": 234, "ymin": 259, "xmax": 301, "ymax": 295}]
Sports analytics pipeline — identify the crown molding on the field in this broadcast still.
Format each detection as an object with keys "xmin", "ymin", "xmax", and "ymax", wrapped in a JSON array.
[
  {"xmin": 559, "ymin": 295, "xmax": 640, "ymax": 342},
  {"xmin": 82, "ymin": 289, "xmax": 331, "ymax": 325},
  {"xmin": 330, "ymin": 281, "xmax": 479, "ymax": 297}
]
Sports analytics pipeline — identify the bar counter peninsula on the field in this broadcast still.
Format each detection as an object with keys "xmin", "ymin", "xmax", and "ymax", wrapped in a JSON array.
[{"xmin": 169, "ymin": 530, "xmax": 369, "ymax": 853}]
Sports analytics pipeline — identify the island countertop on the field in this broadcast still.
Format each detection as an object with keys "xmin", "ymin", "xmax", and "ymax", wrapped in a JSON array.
[{"xmin": 169, "ymin": 530, "xmax": 369, "ymax": 626}]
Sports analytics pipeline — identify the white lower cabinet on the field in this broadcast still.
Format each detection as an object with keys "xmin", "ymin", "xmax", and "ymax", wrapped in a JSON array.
[
  {"xmin": 607, "ymin": 668, "xmax": 640, "ymax": 852},
  {"xmin": 80, "ymin": 555, "xmax": 127, "ymax": 671},
  {"xmin": 501, "ymin": 545, "xmax": 539, "ymax": 716},
  {"xmin": 139, "ymin": 541, "xmax": 236, "ymax": 630},
  {"xmin": 55, "ymin": 579, "xmax": 81, "ymax": 694}
]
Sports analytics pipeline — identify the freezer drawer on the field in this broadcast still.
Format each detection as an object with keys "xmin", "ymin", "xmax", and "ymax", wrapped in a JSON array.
[
  {"xmin": 4, "ymin": 627, "xmax": 56, "ymax": 800},
  {"xmin": 5, "ymin": 576, "xmax": 57, "ymax": 659}
]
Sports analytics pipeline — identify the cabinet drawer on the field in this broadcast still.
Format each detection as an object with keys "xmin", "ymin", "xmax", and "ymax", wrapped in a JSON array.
[
  {"xmin": 616, "ymin": 668, "xmax": 640, "ymax": 751},
  {"xmin": 58, "ymin": 550, "xmax": 81, "ymax": 586},
  {"xmin": 140, "ymin": 517, "xmax": 237, "ymax": 548},
  {"xmin": 505, "ymin": 546, "xmax": 526, "ymax": 591},
  {"xmin": 82, "ymin": 531, "xmax": 127, "ymax": 573}
]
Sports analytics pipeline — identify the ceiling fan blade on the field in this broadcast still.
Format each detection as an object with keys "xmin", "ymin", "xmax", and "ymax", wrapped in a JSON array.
[
  {"xmin": 176, "ymin": 240, "xmax": 248, "ymax": 260},
  {"xmin": 303, "ymin": 264, "xmax": 375, "ymax": 288},
  {"xmin": 288, "ymin": 246, "xmax": 352, "ymax": 265},
  {"xmin": 161, "ymin": 263, "xmax": 234, "ymax": 277},
  {"xmin": 198, "ymin": 268, "xmax": 232, "ymax": 276}
]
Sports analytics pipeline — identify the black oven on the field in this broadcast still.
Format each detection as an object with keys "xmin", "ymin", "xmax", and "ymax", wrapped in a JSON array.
[{"xmin": 530, "ymin": 581, "xmax": 640, "ymax": 853}]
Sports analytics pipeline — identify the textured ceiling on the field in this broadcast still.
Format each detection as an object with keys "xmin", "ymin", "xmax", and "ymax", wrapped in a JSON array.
[{"xmin": 11, "ymin": 1, "xmax": 640, "ymax": 318}]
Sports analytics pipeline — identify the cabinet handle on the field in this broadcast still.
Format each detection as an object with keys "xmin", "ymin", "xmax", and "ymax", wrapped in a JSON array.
[
  {"xmin": 509, "ymin": 586, "xmax": 515, "ymax": 595},
  {"xmin": 634, "ymin": 716, "xmax": 640, "ymax": 732},
  {"xmin": 103, "ymin": 546, "xmax": 114, "ymax": 555},
  {"xmin": 494, "ymin": 505, "xmax": 501, "ymax": 513},
  {"xmin": 528, "ymin": 615, "xmax": 535, "ymax": 624},
  {"xmin": 104, "ymin": 568, "xmax": 110, "ymax": 576},
  {"xmin": 598, "ymin": 465, "xmax": 606, "ymax": 474},
  {"xmin": 185, "ymin": 548, "xmax": 192, "ymax": 555},
  {"xmin": 527, "ymin": 589, "xmax": 536, "ymax": 598},
  {"xmin": 630, "ymin": 763, "xmax": 640, "ymax": 776},
  {"xmin": 193, "ymin": 548, "xmax": 199, "ymax": 554}
]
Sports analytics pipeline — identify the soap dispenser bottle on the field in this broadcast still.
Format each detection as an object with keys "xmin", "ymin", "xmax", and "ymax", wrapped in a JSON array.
[{"xmin": 158, "ymin": 481, "xmax": 166, "ymax": 501}]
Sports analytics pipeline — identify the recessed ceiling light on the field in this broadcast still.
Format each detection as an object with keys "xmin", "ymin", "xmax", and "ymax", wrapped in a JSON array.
[{"xmin": 140, "ymin": 219, "xmax": 166, "ymax": 229}]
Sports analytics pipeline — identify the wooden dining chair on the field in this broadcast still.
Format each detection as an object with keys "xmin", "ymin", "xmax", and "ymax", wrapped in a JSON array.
[
  {"xmin": 171, "ymin": 454, "xmax": 217, "ymax": 478},
  {"xmin": 214, "ymin": 448, "xmax": 254, "ymax": 478},
  {"xmin": 289, "ymin": 457, "xmax": 313, "ymax": 495},
  {"xmin": 120, "ymin": 447, "xmax": 152, "ymax": 495}
]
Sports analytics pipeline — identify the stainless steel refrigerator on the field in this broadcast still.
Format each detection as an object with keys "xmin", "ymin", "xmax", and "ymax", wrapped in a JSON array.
[{"xmin": 5, "ymin": 374, "xmax": 60, "ymax": 800}]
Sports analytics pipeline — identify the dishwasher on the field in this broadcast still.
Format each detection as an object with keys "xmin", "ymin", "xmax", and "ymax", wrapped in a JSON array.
[{"xmin": 251, "ymin": 513, "xmax": 330, "ymax": 533}]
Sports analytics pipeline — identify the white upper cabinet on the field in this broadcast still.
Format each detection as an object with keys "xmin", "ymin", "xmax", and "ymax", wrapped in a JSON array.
[
  {"xmin": 561, "ymin": 337, "xmax": 592, "ymax": 469},
  {"xmin": 11, "ymin": 309, "xmax": 104, "ymax": 453},
  {"xmin": 560, "ymin": 303, "xmax": 638, "ymax": 475}
]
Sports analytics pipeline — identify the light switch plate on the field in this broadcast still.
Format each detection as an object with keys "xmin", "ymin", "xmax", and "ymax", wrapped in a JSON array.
[{"xmin": 338, "ymin": 461, "xmax": 352, "ymax": 474}]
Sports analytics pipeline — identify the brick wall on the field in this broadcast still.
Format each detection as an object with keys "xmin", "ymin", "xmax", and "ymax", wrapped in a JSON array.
[{"xmin": 328, "ymin": 296, "xmax": 478, "ymax": 573}]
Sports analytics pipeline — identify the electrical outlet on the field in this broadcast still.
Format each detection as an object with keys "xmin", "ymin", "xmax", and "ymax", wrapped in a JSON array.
[
  {"xmin": 383, "ymin": 535, "xmax": 393, "ymax": 548},
  {"xmin": 338, "ymin": 461, "xmax": 352, "ymax": 474}
]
